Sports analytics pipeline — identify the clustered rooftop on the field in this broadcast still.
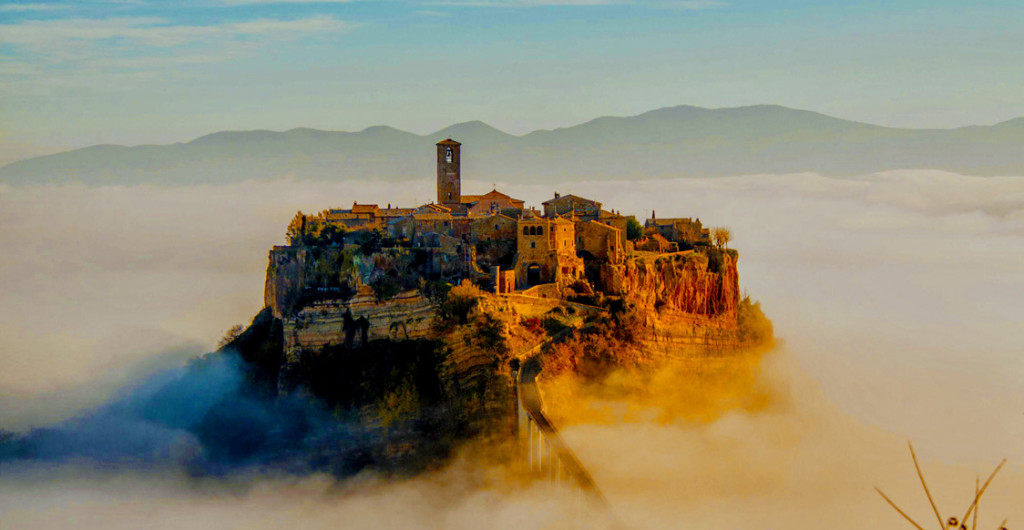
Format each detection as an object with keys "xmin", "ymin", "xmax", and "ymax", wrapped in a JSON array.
[{"xmin": 285, "ymin": 139, "xmax": 710, "ymax": 292}]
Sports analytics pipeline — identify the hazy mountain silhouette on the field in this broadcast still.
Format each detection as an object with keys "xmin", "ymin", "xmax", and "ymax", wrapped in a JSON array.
[{"xmin": 3, "ymin": 105, "xmax": 1022, "ymax": 185}]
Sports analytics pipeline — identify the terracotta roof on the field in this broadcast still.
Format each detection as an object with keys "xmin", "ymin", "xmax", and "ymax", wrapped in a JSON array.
[
  {"xmin": 542, "ymin": 193, "xmax": 600, "ymax": 206},
  {"xmin": 462, "ymin": 189, "xmax": 521, "ymax": 203},
  {"xmin": 472, "ymin": 213, "xmax": 515, "ymax": 224},
  {"xmin": 419, "ymin": 204, "xmax": 452, "ymax": 213},
  {"xmin": 585, "ymin": 219, "xmax": 620, "ymax": 232},
  {"xmin": 378, "ymin": 208, "xmax": 416, "ymax": 217},
  {"xmin": 481, "ymin": 189, "xmax": 513, "ymax": 199},
  {"xmin": 351, "ymin": 203, "xmax": 380, "ymax": 214},
  {"xmin": 436, "ymin": 138, "xmax": 461, "ymax": 146}
]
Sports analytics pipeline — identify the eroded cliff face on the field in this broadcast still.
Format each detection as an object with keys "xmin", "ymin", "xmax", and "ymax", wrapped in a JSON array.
[
  {"xmin": 600, "ymin": 249, "xmax": 745, "ymax": 352},
  {"xmin": 265, "ymin": 246, "xmax": 307, "ymax": 319},
  {"xmin": 282, "ymin": 287, "xmax": 437, "ymax": 363},
  {"xmin": 264, "ymin": 245, "xmax": 396, "ymax": 319},
  {"xmin": 602, "ymin": 250, "xmax": 739, "ymax": 317}
]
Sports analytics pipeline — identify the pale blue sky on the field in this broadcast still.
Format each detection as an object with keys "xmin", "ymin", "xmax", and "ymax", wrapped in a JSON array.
[{"xmin": 1, "ymin": 0, "xmax": 1023, "ymax": 157}]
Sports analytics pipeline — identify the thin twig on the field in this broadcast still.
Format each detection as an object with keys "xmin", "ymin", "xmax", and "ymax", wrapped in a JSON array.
[
  {"xmin": 876, "ymin": 486, "xmax": 928, "ymax": 530},
  {"xmin": 909, "ymin": 441, "xmax": 945, "ymax": 530},
  {"xmin": 973, "ymin": 476, "xmax": 979, "ymax": 530},
  {"xmin": 960, "ymin": 459, "xmax": 1007, "ymax": 527}
]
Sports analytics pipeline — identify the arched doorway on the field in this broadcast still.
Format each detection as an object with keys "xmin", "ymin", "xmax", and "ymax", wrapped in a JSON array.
[{"xmin": 527, "ymin": 264, "xmax": 542, "ymax": 286}]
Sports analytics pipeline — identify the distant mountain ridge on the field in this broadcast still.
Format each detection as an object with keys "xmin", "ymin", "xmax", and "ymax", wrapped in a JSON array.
[{"xmin": 3, "ymin": 104, "xmax": 1023, "ymax": 186}]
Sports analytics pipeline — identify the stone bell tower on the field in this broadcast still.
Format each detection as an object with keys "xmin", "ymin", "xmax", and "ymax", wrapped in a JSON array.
[{"xmin": 437, "ymin": 138, "xmax": 461, "ymax": 206}]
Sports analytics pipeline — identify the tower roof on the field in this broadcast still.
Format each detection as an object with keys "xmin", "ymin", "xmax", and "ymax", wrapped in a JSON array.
[{"xmin": 436, "ymin": 138, "xmax": 461, "ymax": 146}]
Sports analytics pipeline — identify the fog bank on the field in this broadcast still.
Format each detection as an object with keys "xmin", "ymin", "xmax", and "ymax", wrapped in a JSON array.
[{"xmin": 1, "ymin": 171, "xmax": 1022, "ymax": 528}]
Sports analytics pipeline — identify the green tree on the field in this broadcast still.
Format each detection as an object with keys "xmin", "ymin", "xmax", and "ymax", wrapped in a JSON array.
[
  {"xmin": 626, "ymin": 216, "xmax": 644, "ymax": 240},
  {"xmin": 374, "ymin": 378, "xmax": 420, "ymax": 431},
  {"xmin": 217, "ymin": 324, "xmax": 246, "ymax": 349},
  {"xmin": 356, "ymin": 229, "xmax": 384, "ymax": 255},
  {"xmin": 369, "ymin": 271, "xmax": 403, "ymax": 302}
]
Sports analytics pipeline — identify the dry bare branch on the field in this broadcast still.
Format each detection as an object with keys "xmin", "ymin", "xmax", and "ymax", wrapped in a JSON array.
[
  {"xmin": 973, "ymin": 476, "xmax": 979, "ymax": 530},
  {"xmin": 876, "ymin": 486, "xmax": 928, "ymax": 530},
  {"xmin": 908, "ymin": 441, "xmax": 946, "ymax": 530},
  {"xmin": 959, "ymin": 459, "xmax": 1007, "ymax": 527}
]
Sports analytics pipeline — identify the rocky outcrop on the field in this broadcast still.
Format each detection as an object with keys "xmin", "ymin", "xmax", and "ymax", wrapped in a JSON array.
[
  {"xmin": 601, "ymin": 249, "xmax": 739, "ymax": 318},
  {"xmin": 264, "ymin": 245, "xmax": 380, "ymax": 319},
  {"xmin": 599, "ymin": 249, "xmax": 748, "ymax": 352},
  {"xmin": 282, "ymin": 286, "xmax": 437, "ymax": 363},
  {"xmin": 437, "ymin": 324, "xmax": 517, "ymax": 437},
  {"xmin": 265, "ymin": 246, "xmax": 308, "ymax": 318}
]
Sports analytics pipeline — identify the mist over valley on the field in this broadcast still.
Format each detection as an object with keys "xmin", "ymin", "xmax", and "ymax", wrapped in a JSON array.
[{"xmin": 1, "ymin": 171, "xmax": 1022, "ymax": 528}]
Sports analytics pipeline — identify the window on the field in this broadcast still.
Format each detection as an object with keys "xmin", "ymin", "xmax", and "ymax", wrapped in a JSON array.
[
  {"xmin": 530, "ymin": 241, "xmax": 536, "ymax": 249},
  {"xmin": 445, "ymin": 147, "xmax": 453, "ymax": 163},
  {"xmin": 537, "ymin": 226, "xmax": 544, "ymax": 236},
  {"xmin": 495, "ymin": 224, "xmax": 499, "ymax": 230},
  {"xmin": 523, "ymin": 227, "xmax": 529, "ymax": 236}
]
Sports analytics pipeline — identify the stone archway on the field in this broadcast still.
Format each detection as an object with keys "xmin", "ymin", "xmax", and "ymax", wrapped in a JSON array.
[{"xmin": 527, "ymin": 264, "xmax": 542, "ymax": 286}]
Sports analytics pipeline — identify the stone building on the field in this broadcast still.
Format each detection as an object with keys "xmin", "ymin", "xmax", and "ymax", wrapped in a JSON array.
[
  {"xmin": 461, "ymin": 189, "xmax": 526, "ymax": 216},
  {"xmin": 287, "ymin": 138, "xmax": 706, "ymax": 295},
  {"xmin": 418, "ymin": 203, "xmax": 451, "ymax": 215},
  {"xmin": 323, "ymin": 210, "xmax": 367, "ymax": 229},
  {"xmin": 392, "ymin": 212, "xmax": 454, "ymax": 239},
  {"xmin": 326, "ymin": 202, "xmax": 383, "ymax": 229},
  {"xmin": 646, "ymin": 214, "xmax": 711, "ymax": 246},
  {"xmin": 635, "ymin": 232, "xmax": 678, "ymax": 253},
  {"xmin": 597, "ymin": 209, "xmax": 629, "ymax": 234},
  {"xmin": 470, "ymin": 213, "xmax": 517, "ymax": 242},
  {"xmin": 378, "ymin": 206, "xmax": 416, "ymax": 224},
  {"xmin": 514, "ymin": 214, "xmax": 584, "ymax": 288},
  {"xmin": 575, "ymin": 220, "xmax": 624, "ymax": 265},
  {"xmin": 542, "ymin": 193, "xmax": 602, "ymax": 220}
]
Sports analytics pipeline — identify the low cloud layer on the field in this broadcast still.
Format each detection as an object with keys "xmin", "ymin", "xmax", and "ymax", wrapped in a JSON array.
[{"xmin": 1, "ymin": 170, "xmax": 1022, "ymax": 528}]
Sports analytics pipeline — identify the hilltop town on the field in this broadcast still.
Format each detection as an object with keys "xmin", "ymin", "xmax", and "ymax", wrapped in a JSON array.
[
  {"xmin": 228, "ymin": 139, "xmax": 771, "ymax": 472},
  {"xmin": 269, "ymin": 139, "xmax": 718, "ymax": 315}
]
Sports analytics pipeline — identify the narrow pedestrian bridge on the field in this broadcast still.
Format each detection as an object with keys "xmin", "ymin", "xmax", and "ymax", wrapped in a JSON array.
[{"xmin": 516, "ymin": 358, "xmax": 622, "ymax": 528}]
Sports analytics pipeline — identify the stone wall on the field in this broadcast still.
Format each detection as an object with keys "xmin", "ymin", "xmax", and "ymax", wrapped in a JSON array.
[
  {"xmin": 576, "ymin": 220, "xmax": 624, "ymax": 264},
  {"xmin": 282, "ymin": 287, "xmax": 437, "ymax": 362}
]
